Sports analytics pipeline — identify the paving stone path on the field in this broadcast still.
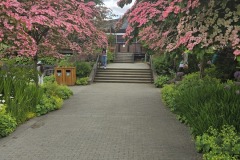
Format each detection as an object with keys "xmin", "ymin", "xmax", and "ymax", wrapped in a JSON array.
[{"xmin": 0, "ymin": 83, "xmax": 201, "ymax": 160}]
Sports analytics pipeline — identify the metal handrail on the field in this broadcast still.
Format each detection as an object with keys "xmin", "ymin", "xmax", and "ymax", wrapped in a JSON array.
[
  {"xmin": 88, "ymin": 54, "xmax": 100, "ymax": 84},
  {"xmin": 113, "ymin": 44, "xmax": 118, "ymax": 62},
  {"xmin": 149, "ymin": 55, "xmax": 158, "ymax": 83}
]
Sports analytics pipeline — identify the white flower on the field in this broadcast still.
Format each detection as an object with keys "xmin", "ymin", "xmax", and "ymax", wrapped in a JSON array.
[
  {"xmin": 2, "ymin": 100, "xmax": 5, "ymax": 103},
  {"xmin": 0, "ymin": 94, "xmax": 2, "ymax": 97}
]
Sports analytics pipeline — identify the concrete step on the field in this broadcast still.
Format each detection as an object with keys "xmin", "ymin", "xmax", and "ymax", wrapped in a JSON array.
[
  {"xmin": 115, "ymin": 53, "xmax": 133, "ymax": 55},
  {"xmin": 95, "ymin": 75, "xmax": 152, "ymax": 80},
  {"xmin": 96, "ymin": 72, "xmax": 152, "ymax": 76},
  {"xmin": 114, "ymin": 58, "xmax": 133, "ymax": 60},
  {"xmin": 94, "ymin": 67, "xmax": 153, "ymax": 83},
  {"xmin": 115, "ymin": 56, "xmax": 133, "ymax": 59},
  {"xmin": 94, "ymin": 79, "xmax": 152, "ymax": 83},
  {"xmin": 114, "ymin": 59, "xmax": 134, "ymax": 62},
  {"xmin": 115, "ymin": 52, "xmax": 133, "ymax": 55},
  {"xmin": 113, "ymin": 60, "xmax": 134, "ymax": 63},
  {"xmin": 97, "ymin": 69, "xmax": 151, "ymax": 73},
  {"xmin": 115, "ymin": 54, "xmax": 133, "ymax": 56},
  {"xmin": 95, "ymin": 78, "xmax": 152, "ymax": 82},
  {"xmin": 114, "ymin": 59, "xmax": 134, "ymax": 60},
  {"xmin": 98, "ymin": 68, "xmax": 151, "ymax": 71},
  {"xmin": 96, "ymin": 73, "xmax": 151, "ymax": 77},
  {"xmin": 97, "ymin": 72, "xmax": 151, "ymax": 75}
]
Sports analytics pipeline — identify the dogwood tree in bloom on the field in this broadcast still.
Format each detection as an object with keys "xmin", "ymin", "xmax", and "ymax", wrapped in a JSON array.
[
  {"xmin": 117, "ymin": 0, "xmax": 240, "ymax": 56},
  {"xmin": 0, "ymin": 0, "xmax": 107, "ymax": 60}
]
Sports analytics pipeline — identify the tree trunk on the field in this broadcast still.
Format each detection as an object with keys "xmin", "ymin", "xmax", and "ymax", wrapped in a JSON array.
[
  {"xmin": 199, "ymin": 60, "xmax": 205, "ymax": 79},
  {"xmin": 33, "ymin": 55, "xmax": 39, "ymax": 87},
  {"xmin": 197, "ymin": 49, "xmax": 206, "ymax": 79},
  {"xmin": 199, "ymin": 52, "xmax": 208, "ymax": 79}
]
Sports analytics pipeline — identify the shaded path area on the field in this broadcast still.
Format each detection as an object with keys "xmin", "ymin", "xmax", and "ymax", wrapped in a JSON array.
[{"xmin": 0, "ymin": 83, "xmax": 201, "ymax": 160}]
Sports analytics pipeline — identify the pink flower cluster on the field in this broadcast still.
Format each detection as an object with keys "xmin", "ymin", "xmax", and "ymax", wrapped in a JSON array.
[
  {"xmin": 0, "ymin": 0, "xmax": 107, "ymax": 58},
  {"xmin": 117, "ymin": 0, "xmax": 240, "ymax": 55}
]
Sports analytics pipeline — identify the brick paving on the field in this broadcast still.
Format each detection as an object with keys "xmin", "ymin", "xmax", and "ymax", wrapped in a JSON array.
[{"xmin": 0, "ymin": 83, "xmax": 201, "ymax": 160}]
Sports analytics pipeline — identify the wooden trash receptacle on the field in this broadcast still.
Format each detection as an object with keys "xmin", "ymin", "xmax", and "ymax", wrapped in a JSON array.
[{"xmin": 54, "ymin": 67, "xmax": 76, "ymax": 86}]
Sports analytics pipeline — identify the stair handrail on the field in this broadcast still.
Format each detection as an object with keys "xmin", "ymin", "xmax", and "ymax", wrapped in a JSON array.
[
  {"xmin": 149, "ymin": 55, "xmax": 158, "ymax": 83},
  {"xmin": 88, "ymin": 54, "xmax": 100, "ymax": 84},
  {"xmin": 132, "ymin": 53, "xmax": 134, "ymax": 63},
  {"xmin": 113, "ymin": 44, "xmax": 118, "ymax": 62}
]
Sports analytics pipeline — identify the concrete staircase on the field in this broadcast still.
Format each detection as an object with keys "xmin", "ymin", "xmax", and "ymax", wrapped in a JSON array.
[
  {"xmin": 94, "ymin": 68, "xmax": 153, "ymax": 83},
  {"xmin": 114, "ymin": 53, "xmax": 134, "ymax": 63}
]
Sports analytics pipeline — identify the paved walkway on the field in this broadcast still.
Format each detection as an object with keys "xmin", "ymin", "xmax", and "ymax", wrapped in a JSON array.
[{"xmin": 0, "ymin": 64, "xmax": 201, "ymax": 160}]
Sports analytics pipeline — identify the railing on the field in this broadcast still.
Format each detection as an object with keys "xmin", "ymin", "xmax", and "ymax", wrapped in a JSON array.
[
  {"xmin": 88, "ymin": 55, "xmax": 100, "ymax": 84},
  {"xmin": 149, "ymin": 55, "xmax": 158, "ymax": 83},
  {"xmin": 132, "ymin": 53, "xmax": 135, "ymax": 62},
  {"xmin": 44, "ymin": 65, "xmax": 55, "ymax": 76}
]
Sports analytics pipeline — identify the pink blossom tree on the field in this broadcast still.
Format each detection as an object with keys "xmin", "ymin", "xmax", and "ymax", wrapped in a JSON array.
[
  {"xmin": 117, "ymin": 0, "xmax": 240, "ymax": 56},
  {"xmin": 117, "ymin": 0, "xmax": 240, "ymax": 77},
  {"xmin": 0, "ymin": 0, "xmax": 107, "ymax": 61}
]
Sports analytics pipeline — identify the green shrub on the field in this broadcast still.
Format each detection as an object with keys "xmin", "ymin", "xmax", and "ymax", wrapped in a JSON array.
[
  {"xmin": 213, "ymin": 47, "xmax": 237, "ymax": 82},
  {"xmin": 36, "ymin": 95, "xmax": 53, "ymax": 115},
  {"xmin": 184, "ymin": 53, "xmax": 199, "ymax": 74},
  {"xmin": 154, "ymin": 75, "xmax": 170, "ymax": 88},
  {"xmin": 108, "ymin": 34, "xmax": 116, "ymax": 46},
  {"xmin": 196, "ymin": 125, "xmax": 240, "ymax": 160},
  {"xmin": 76, "ymin": 77, "xmax": 89, "ymax": 85},
  {"xmin": 0, "ymin": 104, "xmax": 6, "ymax": 114},
  {"xmin": 162, "ymin": 72, "xmax": 240, "ymax": 158},
  {"xmin": 0, "ymin": 63, "xmax": 43, "ymax": 124},
  {"xmin": 162, "ymin": 72, "xmax": 240, "ymax": 136},
  {"xmin": 0, "ymin": 113, "xmax": 17, "ymax": 137},
  {"xmin": 74, "ymin": 61, "xmax": 92, "ymax": 78},
  {"xmin": 152, "ymin": 51, "xmax": 199, "ymax": 75},
  {"xmin": 107, "ymin": 51, "xmax": 114, "ymax": 63},
  {"xmin": 5, "ymin": 83, "xmax": 43, "ymax": 124},
  {"xmin": 43, "ymin": 75, "xmax": 56, "ymax": 83},
  {"xmin": 57, "ymin": 55, "xmax": 74, "ymax": 67},
  {"xmin": 38, "ymin": 81, "xmax": 72, "ymax": 116},
  {"xmin": 175, "ymin": 76, "xmax": 240, "ymax": 136},
  {"xmin": 204, "ymin": 67, "xmax": 219, "ymax": 78},
  {"xmin": 56, "ymin": 85, "xmax": 73, "ymax": 99},
  {"xmin": 1, "ymin": 57, "xmax": 34, "ymax": 65},
  {"xmin": 174, "ymin": 72, "xmax": 200, "ymax": 91},
  {"xmin": 42, "ymin": 82, "xmax": 73, "ymax": 100},
  {"xmin": 39, "ymin": 57, "xmax": 58, "ymax": 65},
  {"xmin": 161, "ymin": 84, "xmax": 178, "ymax": 111},
  {"xmin": 26, "ymin": 112, "xmax": 36, "ymax": 120},
  {"xmin": 36, "ymin": 94, "xmax": 63, "ymax": 116},
  {"xmin": 153, "ymin": 54, "xmax": 174, "ymax": 75}
]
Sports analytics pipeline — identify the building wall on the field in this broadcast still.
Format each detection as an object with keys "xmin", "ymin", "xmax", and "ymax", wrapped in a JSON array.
[
  {"xmin": 129, "ymin": 44, "xmax": 141, "ymax": 53},
  {"xmin": 107, "ymin": 33, "xmax": 145, "ymax": 54},
  {"xmin": 116, "ymin": 43, "xmax": 143, "ymax": 53},
  {"xmin": 119, "ymin": 44, "xmax": 128, "ymax": 53}
]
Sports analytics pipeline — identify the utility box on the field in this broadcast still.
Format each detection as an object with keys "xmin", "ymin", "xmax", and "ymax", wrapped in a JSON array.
[{"xmin": 54, "ymin": 67, "xmax": 76, "ymax": 86}]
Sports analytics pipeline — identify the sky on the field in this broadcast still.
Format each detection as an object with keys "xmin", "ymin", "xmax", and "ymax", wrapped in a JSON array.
[{"xmin": 103, "ymin": 0, "xmax": 135, "ymax": 18}]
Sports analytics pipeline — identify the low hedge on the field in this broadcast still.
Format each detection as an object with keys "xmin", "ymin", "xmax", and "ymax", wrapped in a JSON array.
[{"xmin": 161, "ymin": 72, "xmax": 240, "ymax": 159}]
